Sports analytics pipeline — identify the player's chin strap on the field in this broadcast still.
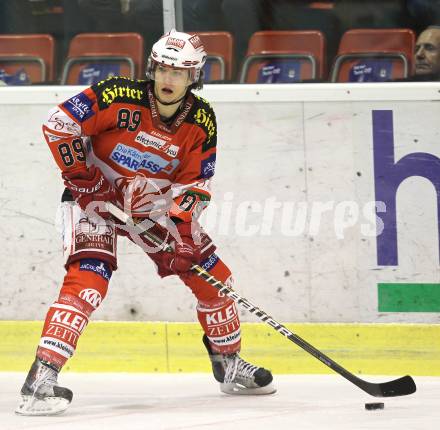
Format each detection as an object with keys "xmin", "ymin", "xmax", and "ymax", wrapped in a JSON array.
[{"xmin": 105, "ymin": 202, "xmax": 417, "ymax": 399}]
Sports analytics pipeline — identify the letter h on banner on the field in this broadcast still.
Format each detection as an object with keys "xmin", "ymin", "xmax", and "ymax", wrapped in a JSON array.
[{"xmin": 372, "ymin": 110, "xmax": 440, "ymax": 266}]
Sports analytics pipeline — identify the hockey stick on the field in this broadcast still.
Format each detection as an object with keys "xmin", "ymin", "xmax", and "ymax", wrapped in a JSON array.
[{"xmin": 106, "ymin": 202, "xmax": 416, "ymax": 398}]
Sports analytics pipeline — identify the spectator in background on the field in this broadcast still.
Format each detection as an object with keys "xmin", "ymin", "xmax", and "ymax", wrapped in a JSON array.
[
  {"xmin": 407, "ymin": 0, "xmax": 440, "ymax": 33},
  {"xmin": 389, "ymin": 26, "xmax": 440, "ymax": 82},
  {"xmin": 413, "ymin": 26, "xmax": 440, "ymax": 79},
  {"xmin": 183, "ymin": 1, "xmax": 343, "ymax": 80}
]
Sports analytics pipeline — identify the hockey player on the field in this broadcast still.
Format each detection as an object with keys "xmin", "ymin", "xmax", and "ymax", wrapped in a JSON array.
[{"xmin": 16, "ymin": 30, "xmax": 276, "ymax": 416}]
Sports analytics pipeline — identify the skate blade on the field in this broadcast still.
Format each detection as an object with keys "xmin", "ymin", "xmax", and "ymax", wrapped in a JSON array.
[
  {"xmin": 220, "ymin": 382, "xmax": 277, "ymax": 395},
  {"xmin": 15, "ymin": 395, "xmax": 70, "ymax": 416}
]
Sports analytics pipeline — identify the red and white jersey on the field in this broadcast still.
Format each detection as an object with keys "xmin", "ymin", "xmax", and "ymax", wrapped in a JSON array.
[{"xmin": 43, "ymin": 77, "xmax": 217, "ymax": 221}]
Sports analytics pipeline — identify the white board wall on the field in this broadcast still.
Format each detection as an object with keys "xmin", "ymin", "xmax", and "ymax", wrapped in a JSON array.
[{"xmin": 0, "ymin": 84, "xmax": 439, "ymax": 322}]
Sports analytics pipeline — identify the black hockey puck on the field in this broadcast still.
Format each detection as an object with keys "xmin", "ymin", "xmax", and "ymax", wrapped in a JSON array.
[{"xmin": 365, "ymin": 402, "xmax": 384, "ymax": 410}]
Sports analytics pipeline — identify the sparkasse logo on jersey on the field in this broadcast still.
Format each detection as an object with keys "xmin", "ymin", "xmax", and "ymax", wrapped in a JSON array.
[
  {"xmin": 135, "ymin": 131, "xmax": 179, "ymax": 157},
  {"xmin": 110, "ymin": 143, "xmax": 170, "ymax": 174}
]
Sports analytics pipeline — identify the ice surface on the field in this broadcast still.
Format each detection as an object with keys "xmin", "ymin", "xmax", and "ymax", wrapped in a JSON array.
[{"xmin": 1, "ymin": 373, "xmax": 439, "ymax": 430}]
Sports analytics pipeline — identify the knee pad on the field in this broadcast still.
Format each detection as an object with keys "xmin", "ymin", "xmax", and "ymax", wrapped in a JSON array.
[
  {"xmin": 60, "ymin": 259, "xmax": 112, "ymax": 313},
  {"xmin": 182, "ymin": 253, "xmax": 232, "ymax": 303}
]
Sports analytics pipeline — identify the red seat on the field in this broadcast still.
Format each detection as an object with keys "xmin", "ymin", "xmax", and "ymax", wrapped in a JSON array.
[
  {"xmin": 0, "ymin": 34, "xmax": 55, "ymax": 83},
  {"xmin": 61, "ymin": 33, "xmax": 144, "ymax": 85},
  {"xmin": 195, "ymin": 32, "xmax": 234, "ymax": 81},
  {"xmin": 330, "ymin": 28, "xmax": 416, "ymax": 82},
  {"xmin": 309, "ymin": 2, "xmax": 335, "ymax": 9},
  {"xmin": 239, "ymin": 30, "xmax": 326, "ymax": 83}
]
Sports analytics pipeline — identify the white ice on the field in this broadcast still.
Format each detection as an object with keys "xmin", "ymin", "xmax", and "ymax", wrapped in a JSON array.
[{"xmin": 1, "ymin": 373, "xmax": 439, "ymax": 430}]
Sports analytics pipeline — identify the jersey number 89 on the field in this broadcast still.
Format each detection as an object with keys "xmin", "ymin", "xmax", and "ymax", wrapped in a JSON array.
[
  {"xmin": 57, "ymin": 138, "xmax": 86, "ymax": 167},
  {"xmin": 117, "ymin": 108, "xmax": 141, "ymax": 131}
]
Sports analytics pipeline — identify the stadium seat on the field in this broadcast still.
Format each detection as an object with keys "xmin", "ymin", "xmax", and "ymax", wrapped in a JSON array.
[
  {"xmin": 196, "ymin": 32, "xmax": 234, "ymax": 82},
  {"xmin": 0, "ymin": 34, "xmax": 55, "ymax": 84},
  {"xmin": 309, "ymin": 2, "xmax": 335, "ymax": 9},
  {"xmin": 239, "ymin": 31, "xmax": 326, "ymax": 84},
  {"xmin": 330, "ymin": 29, "xmax": 416, "ymax": 82},
  {"xmin": 61, "ymin": 33, "xmax": 144, "ymax": 85}
]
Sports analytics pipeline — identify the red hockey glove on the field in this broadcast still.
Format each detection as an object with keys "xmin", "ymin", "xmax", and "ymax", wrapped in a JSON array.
[
  {"xmin": 166, "ymin": 222, "xmax": 201, "ymax": 275},
  {"xmin": 63, "ymin": 165, "xmax": 115, "ymax": 218}
]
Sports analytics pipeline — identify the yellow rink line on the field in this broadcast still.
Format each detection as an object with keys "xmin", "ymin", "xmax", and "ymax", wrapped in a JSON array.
[{"xmin": 0, "ymin": 321, "xmax": 439, "ymax": 375}]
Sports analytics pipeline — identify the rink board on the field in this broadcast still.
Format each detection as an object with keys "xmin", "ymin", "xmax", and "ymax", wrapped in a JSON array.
[
  {"xmin": 1, "ymin": 321, "xmax": 439, "ymax": 376},
  {"xmin": 1, "ymin": 83, "xmax": 440, "ymax": 324}
]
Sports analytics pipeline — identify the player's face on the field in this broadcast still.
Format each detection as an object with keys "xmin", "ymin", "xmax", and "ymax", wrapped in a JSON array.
[
  {"xmin": 415, "ymin": 29, "xmax": 440, "ymax": 75},
  {"xmin": 154, "ymin": 64, "xmax": 192, "ymax": 103}
]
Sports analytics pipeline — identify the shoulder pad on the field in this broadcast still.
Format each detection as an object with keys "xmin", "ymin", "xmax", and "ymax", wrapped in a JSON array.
[
  {"xmin": 92, "ymin": 77, "xmax": 147, "ymax": 109},
  {"xmin": 193, "ymin": 93, "xmax": 212, "ymax": 108},
  {"xmin": 191, "ymin": 96, "xmax": 217, "ymax": 152}
]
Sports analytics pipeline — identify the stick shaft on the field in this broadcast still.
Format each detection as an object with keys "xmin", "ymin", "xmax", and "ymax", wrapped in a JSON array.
[{"xmin": 106, "ymin": 203, "xmax": 416, "ymax": 397}]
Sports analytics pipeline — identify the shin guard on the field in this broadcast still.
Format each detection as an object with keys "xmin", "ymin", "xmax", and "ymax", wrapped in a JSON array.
[
  {"xmin": 182, "ymin": 254, "xmax": 241, "ymax": 355},
  {"xmin": 197, "ymin": 296, "xmax": 241, "ymax": 355},
  {"xmin": 36, "ymin": 260, "xmax": 110, "ymax": 368}
]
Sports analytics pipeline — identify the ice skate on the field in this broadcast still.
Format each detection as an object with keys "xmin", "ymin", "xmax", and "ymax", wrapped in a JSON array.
[
  {"xmin": 203, "ymin": 335, "xmax": 276, "ymax": 395},
  {"xmin": 15, "ymin": 358, "xmax": 73, "ymax": 416}
]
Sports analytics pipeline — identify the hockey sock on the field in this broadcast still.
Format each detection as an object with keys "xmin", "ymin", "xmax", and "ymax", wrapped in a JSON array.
[
  {"xmin": 36, "ymin": 259, "xmax": 111, "ymax": 368},
  {"xmin": 197, "ymin": 297, "xmax": 241, "ymax": 355},
  {"xmin": 180, "ymin": 254, "xmax": 241, "ymax": 355}
]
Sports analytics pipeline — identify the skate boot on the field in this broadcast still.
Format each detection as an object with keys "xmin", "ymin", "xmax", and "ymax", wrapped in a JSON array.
[
  {"xmin": 203, "ymin": 335, "xmax": 276, "ymax": 395},
  {"xmin": 15, "ymin": 357, "xmax": 73, "ymax": 416}
]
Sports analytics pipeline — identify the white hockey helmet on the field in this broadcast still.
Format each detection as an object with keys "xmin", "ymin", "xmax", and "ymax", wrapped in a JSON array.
[{"xmin": 146, "ymin": 29, "xmax": 207, "ymax": 86}]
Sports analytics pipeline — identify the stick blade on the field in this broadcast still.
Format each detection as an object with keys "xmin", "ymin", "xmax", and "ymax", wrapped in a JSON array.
[
  {"xmin": 362, "ymin": 375, "xmax": 416, "ymax": 397},
  {"xmin": 379, "ymin": 375, "xmax": 416, "ymax": 397}
]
